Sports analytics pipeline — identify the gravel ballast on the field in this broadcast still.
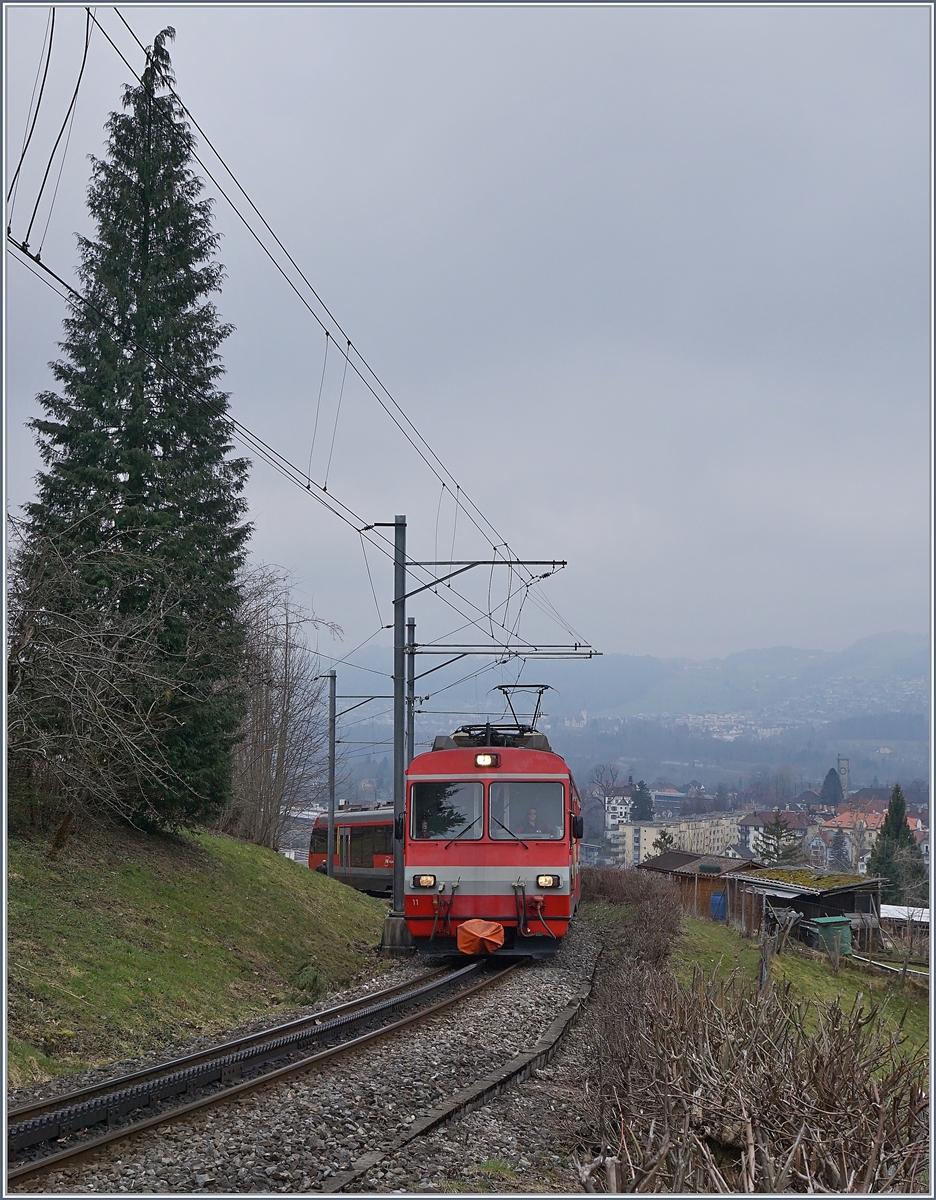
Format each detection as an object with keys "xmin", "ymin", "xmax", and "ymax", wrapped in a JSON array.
[
  {"xmin": 10, "ymin": 922, "xmax": 600, "ymax": 1194},
  {"xmin": 7, "ymin": 959, "xmax": 430, "ymax": 1112}
]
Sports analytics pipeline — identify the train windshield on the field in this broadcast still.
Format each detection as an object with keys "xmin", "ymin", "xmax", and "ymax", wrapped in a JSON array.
[
  {"xmin": 411, "ymin": 781, "xmax": 483, "ymax": 840},
  {"xmin": 490, "ymin": 781, "xmax": 565, "ymax": 840}
]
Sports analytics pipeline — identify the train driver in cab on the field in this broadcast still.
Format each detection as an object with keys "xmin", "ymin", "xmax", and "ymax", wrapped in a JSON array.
[{"xmin": 516, "ymin": 806, "xmax": 547, "ymax": 839}]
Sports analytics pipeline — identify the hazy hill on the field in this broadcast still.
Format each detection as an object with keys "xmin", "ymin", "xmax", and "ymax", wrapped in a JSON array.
[
  {"xmin": 519, "ymin": 632, "xmax": 930, "ymax": 720},
  {"xmin": 337, "ymin": 631, "xmax": 928, "ymax": 725}
]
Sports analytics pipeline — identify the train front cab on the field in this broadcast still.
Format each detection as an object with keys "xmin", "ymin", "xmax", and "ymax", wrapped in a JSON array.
[{"xmin": 403, "ymin": 745, "xmax": 583, "ymax": 958}]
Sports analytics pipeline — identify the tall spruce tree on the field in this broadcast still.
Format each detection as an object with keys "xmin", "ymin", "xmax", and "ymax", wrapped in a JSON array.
[
  {"xmin": 829, "ymin": 827, "xmax": 852, "ymax": 872},
  {"xmin": 21, "ymin": 28, "xmax": 249, "ymax": 827},
  {"xmin": 758, "ymin": 811, "xmax": 806, "ymax": 866},
  {"xmin": 631, "ymin": 780, "xmax": 654, "ymax": 823},
  {"xmin": 867, "ymin": 784, "xmax": 927, "ymax": 904},
  {"xmin": 820, "ymin": 767, "xmax": 844, "ymax": 808}
]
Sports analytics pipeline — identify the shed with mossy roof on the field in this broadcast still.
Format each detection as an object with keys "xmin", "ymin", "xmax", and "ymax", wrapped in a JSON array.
[{"xmin": 722, "ymin": 866, "xmax": 885, "ymax": 948}]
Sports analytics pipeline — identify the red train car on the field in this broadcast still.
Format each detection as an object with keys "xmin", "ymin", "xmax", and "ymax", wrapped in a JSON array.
[
  {"xmin": 308, "ymin": 807, "xmax": 394, "ymax": 895},
  {"xmin": 403, "ymin": 724, "xmax": 584, "ymax": 958}
]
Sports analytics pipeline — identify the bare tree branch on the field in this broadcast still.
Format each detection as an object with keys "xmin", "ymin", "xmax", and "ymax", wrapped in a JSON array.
[{"xmin": 215, "ymin": 563, "xmax": 341, "ymax": 850}]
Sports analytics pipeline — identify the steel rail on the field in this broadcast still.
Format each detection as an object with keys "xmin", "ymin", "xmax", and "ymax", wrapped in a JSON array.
[
  {"xmin": 7, "ymin": 963, "xmax": 518, "ymax": 1185},
  {"xmin": 8, "ymin": 966, "xmax": 451, "ymax": 1124},
  {"xmin": 9, "ymin": 965, "xmax": 479, "ymax": 1156}
]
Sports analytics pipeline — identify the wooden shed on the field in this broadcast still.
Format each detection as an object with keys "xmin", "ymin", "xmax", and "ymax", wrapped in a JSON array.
[
  {"xmin": 723, "ymin": 867, "xmax": 885, "ymax": 947},
  {"xmin": 638, "ymin": 851, "xmax": 763, "ymax": 918}
]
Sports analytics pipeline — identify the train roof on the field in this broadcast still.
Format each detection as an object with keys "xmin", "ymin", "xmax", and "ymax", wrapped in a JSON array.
[
  {"xmin": 435, "ymin": 724, "xmax": 554, "ymax": 752},
  {"xmin": 312, "ymin": 806, "xmax": 394, "ymax": 825},
  {"xmin": 408, "ymin": 742, "xmax": 572, "ymax": 776}
]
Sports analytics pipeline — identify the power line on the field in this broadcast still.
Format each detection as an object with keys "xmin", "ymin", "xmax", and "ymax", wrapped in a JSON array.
[
  {"xmin": 38, "ymin": 42, "xmax": 86, "ymax": 254},
  {"xmin": 90, "ymin": 10, "xmax": 464, "ymax": 507},
  {"xmin": 11, "ymin": 241, "xmax": 560, "ymax": 660},
  {"xmin": 25, "ymin": 8, "xmax": 93, "ymax": 248},
  {"xmin": 358, "ymin": 532, "xmax": 385, "ymax": 627},
  {"xmin": 89, "ymin": 11, "xmax": 590, "ymax": 648},
  {"xmin": 104, "ymin": 8, "xmax": 568, "ymax": 592},
  {"xmin": 307, "ymin": 331, "xmax": 329, "ymax": 485},
  {"xmin": 9, "ymin": 17, "xmax": 594, "ymax": 660},
  {"xmin": 324, "ymin": 338, "xmax": 350, "ymax": 490},
  {"xmin": 338, "ymin": 706, "xmax": 394, "ymax": 731},
  {"xmin": 312, "ymin": 627, "xmax": 392, "ymax": 677},
  {"xmin": 14, "ymin": 230, "xmax": 571, "ymax": 667},
  {"xmin": 7, "ymin": 6, "xmax": 55, "ymax": 208}
]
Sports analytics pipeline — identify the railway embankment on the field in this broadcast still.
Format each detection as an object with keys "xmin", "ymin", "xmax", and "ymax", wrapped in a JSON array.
[
  {"xmin": 8, "ymin": 858, "xmax": 928, "ymax": 1193},
  {"xmin": 9, "ymin": 923, "xmax": 600, "ymax": 1193},
  {"xmin": 7, "ymin": 823, "xmax": 390, "ymax": 1090}
]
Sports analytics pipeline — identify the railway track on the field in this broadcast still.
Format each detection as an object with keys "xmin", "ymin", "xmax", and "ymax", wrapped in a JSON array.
[{"xmin": 7, "ymin": 960, "xmax": 518, "ymax": 1186}]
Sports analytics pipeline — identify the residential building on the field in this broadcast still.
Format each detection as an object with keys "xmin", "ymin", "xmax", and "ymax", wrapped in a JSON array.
[
  {"xmin": 673, "ymin": 813, "xmax": 740, "ymax": 857},
  {"xmin": 651, "ymin": 789, "xmax": 685, "ymax": 819},
  {"xmin": 842, "ymin": 787, "xmax": 892, "ymax": 812},
  {"xmin": 819, "ymin": 809, "xmax": 885, "ymax": 873},
  {"xmin": 792, "ymin": 788, "xmax": 822, "ymax": 811},
  {"xmin": 602, "ymin": 784, "xmax": 635, "ymax": 827},
  {"xmin": 614, "ymin": 821, "xmax": 678, "ymax": 866}
]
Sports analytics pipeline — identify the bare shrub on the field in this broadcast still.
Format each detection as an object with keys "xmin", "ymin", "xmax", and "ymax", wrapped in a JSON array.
[
  {"xmin": 580, "ymin": 867, "xmax": 682, "ymax": 966},
  {"xmin": 577, "ymin": 960, "xmax": 929, "ymax": 1192}
]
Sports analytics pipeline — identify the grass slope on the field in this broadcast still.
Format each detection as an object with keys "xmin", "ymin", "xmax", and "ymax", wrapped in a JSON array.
[
  {"xmin": 672, "ymin": 916, "xmax": 929, "ymax": 1056},
  {"xmin": 7, "ymin": 825, "xmax": 389, "ymax": 1087}
]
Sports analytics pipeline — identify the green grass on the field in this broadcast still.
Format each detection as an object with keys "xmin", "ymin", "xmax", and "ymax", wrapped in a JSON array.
[
  {"xmin": 670, "ymin": 914, "xmax": 765, "ymax": 983},
  {"xmin": 7, "ymin": 824, "xmax": 391, "ymax": 1087},
  {"xmin": 478, "ymin": 1160, "xmax": 517, "ymax": 1180},
  {"xmin": 673, "ymin": 917, "xmax": 929, "ymax": 1056}
]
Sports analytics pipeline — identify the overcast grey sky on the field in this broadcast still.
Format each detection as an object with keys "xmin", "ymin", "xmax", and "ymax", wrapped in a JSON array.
[{"xmin": 4, "ymin": 3, "xmax": 932, "ymax": 668}]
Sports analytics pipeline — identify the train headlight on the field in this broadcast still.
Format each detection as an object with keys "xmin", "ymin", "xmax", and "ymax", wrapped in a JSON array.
[
  {"xmin": 412, "ymin": 874, "xmax": 436, "ymax": 888},
  {"xmin": 536, "ymin": 874, "xmax": 561, "ymax": 889},
  {"xmin": 475, "ymin": 753, "xmax": 500, "ymax": 768}
]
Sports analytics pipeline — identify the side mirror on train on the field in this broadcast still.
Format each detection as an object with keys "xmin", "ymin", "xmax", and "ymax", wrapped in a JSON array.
[
  {"xmin": 572, "ymin": 815, "xmax": 584, "ymax": 840},
  {"xmin": 394, "ymin": 814, "xmax": 405, "ymax": 842}
]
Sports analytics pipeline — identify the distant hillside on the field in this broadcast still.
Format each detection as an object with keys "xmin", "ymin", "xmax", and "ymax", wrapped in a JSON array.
[
  {"xmin": 336, "ymin": 632, "xmax": 929, "ymax": 726},
  {"xmin": 530, "ymin": 633, "xmax": 930, "ymax": 721}
]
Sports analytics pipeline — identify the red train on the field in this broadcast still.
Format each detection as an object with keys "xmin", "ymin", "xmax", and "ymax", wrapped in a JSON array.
[
  {"xmin": 403, "ymin": 723, "xmax": 583, "ymax": 958},
  {"xmin": 308, "ymin": 807, "xmax": 394, "ymax": 895}
]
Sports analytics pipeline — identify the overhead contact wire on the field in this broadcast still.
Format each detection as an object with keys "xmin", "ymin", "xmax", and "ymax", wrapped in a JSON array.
[
  {"xmin": 101, "ymin": 10, "xmax": 584, "ymax": 643},
  {"xmin": 39, "ymin": 32, "xmax": 86, "ymax": 254},
  {"xmin": 307, "ymin": 331, "xmax": 329, "ymax": 485},
  {"xmin": 24, "ymin": 8, "xmax": 92, "ymax": 247},
  {"xmin": 16, "ymin": 240, "xmax": 541, "ymax": 649},
  {"xmin": 433, "ymin": 483, "xmax": 445, "ymax": 565},
  {"xmin": 16, "ymin": 19, "xmax": 586, "ymax": 654},
  {"xmin": 359, "ymin": 532, "xmax": 385, "ymax": 627},
  {"xmin": 7, "ymin": 6, "xmax": 55, "ymax": 209},
  {"xmin": 108, "ymin": 6, "xmax": 547, "ymax": 574},
  {"xmin": 324, "ymin": 338, "xmax": 350, "ymax": 491},
  {"xmin": 93, "ymin": 9, "xmax": 449, "ymax": 492},
  {"xmin": 107, "ymin": 10, "xmax": 583, "ymax": 653}
]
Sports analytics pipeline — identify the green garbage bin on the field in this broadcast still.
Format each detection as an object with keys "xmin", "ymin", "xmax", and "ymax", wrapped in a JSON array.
[{"xmin": 811, "ymin": 915, "xmax": 852, "ymax": 957}]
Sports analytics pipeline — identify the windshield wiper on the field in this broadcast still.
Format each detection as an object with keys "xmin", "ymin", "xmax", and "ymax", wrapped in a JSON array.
[
  {"xmin": 491, "ymin": 815, "xmax": 528, "ymax": 848},
  {"xmin": 444, "ymin": 815, "xmax": 480, "ymax": 849}
]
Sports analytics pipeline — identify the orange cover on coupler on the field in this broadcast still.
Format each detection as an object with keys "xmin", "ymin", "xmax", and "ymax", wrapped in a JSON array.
[{"xmin": 456, "ymin": 919, "xmax": 505, "ymax": 954}]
